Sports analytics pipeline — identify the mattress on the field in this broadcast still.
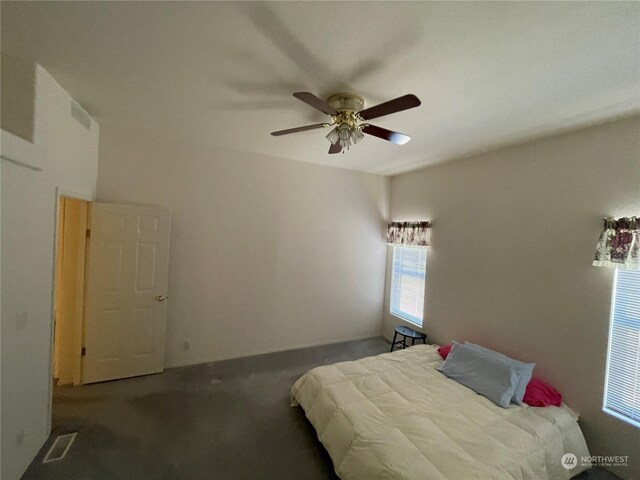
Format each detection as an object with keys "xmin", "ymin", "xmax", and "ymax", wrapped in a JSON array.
[{"xmin": 291, "ymin": 344, "xmax": 590, "ymax": 480}]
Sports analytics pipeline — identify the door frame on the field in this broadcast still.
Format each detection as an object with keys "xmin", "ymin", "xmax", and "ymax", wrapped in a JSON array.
[{"xmin": 47, "ymin": 187, "xmax": 93, "ymax": 433}]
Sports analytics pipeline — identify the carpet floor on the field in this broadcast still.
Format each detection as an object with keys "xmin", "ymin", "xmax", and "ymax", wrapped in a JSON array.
[
  {"xmin": 22, "ymin": 337, "xmax": 618, "ymax": 480},
  {"xmin": 22, "ymin": 337, "xmax": 388, "ymax": 480}
]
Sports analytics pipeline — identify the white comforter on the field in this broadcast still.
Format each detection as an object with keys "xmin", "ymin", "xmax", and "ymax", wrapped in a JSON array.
[{"xmin": 291, "ymin": 345, "xmax": 590, "ymax": 480}]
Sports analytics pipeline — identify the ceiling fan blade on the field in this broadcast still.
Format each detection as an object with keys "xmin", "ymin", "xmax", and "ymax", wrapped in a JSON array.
[
  {"xmin": 293, "ymin": 92, "xmax": 338, "ymax": 116},
  {"xmin": 328, "ymin": 142, "xmax": 342, "ymax": 154},
  {"xmin": 271, "ymin": 123, "xmax": 327, "ymax": 136},
  {"xmin": 358, "ymin": 94, "xmax": 421, "ymax": 121},
  {"xmin": 362, "ymin": 124, "xmax": 411, "ymax": 145}
]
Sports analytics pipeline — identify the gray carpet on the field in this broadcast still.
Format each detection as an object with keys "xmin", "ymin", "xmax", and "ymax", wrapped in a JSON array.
[
  {"xmin": 22, "ymin": 337, "xmax": 619, "ymax": 480},
  {"xmin": 22, "ymin": 337, "xmax": 388, "ymax": 480}
]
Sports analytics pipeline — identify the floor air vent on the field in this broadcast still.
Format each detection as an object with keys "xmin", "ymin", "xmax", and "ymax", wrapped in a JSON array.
[{"xmin": 43, "ymin": 432, "xmax": 77, "ymax": 463}]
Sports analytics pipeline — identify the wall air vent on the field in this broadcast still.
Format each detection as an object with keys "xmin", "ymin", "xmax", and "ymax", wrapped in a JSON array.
[{"xmin": 70, "ymin": 100, "xmax": 91, "ymax": 130}]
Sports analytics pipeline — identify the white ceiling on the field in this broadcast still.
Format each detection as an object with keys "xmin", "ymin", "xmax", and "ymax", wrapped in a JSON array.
[{"xmin": 2, "ymin": 1, "xmax": 639, "ymax": 175}]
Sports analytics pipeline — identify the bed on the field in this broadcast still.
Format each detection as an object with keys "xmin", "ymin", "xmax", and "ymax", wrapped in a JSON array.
[{"xmin": 291, "ymin": 344, "xmax": 590, "ymax": 480}]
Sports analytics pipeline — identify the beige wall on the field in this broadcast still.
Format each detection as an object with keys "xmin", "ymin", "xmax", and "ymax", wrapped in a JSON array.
[
  {"xmin": 385, "ymin": 115, "xmax": 640, "ymax": 478},
  {"xmin": 1, "ymin": 64, "xmax": 99, "ymax": 480},
  {"xmin": 96, "ymin": 127, "xmax": 389, "ymax": 367}
]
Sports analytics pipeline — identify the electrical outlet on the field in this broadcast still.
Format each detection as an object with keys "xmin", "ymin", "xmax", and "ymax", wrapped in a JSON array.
[
  {"xmin": 16, "ymin": 430, "xmax": 25, "ymax": 446},
  {"xmin": 183, "ymin": 340, "xmax": 190, "ymax": 351}
]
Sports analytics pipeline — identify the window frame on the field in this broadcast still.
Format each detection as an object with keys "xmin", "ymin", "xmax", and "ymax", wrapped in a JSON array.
[
  {"xmin": 389, "ymin": 245, "xmax": 427, "ymax": 327},
  {"xmin": 603, "ymin": 268, "xmax": 640, "ymax": 429}
]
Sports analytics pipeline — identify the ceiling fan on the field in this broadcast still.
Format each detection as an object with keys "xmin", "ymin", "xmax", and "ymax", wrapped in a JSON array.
[{"xmin": 271, "ymin": 92, "xmax": 421, "ymax": 154}]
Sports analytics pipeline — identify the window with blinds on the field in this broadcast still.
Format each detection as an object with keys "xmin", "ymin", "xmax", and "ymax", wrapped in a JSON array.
[
  {"xmin": 603, "ymin": 269, "xmax": 640, "ymax": 429},
  {"xmin": 390, "ymin": 246, "xmax": 427, "ymax": 327}
]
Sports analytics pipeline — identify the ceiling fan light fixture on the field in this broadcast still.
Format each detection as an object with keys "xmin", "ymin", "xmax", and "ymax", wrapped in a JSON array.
[
  {"xmin": 337, "ymin": 125, "xmax": 352, "ymax": 141},
  {"xmin": 326, "ymin": 127, "xmax": 340, "ymax": 145},
  {"xmin": 351, "ymin": 127, "xmax": 364, "ymax": 144},
  {"xmin": 327, "ymin": 124, "xmax": 364, "ymax": 150},
  {"xmin": 339, "ymin": 136, "xmax": 352, "ymax": 149}
]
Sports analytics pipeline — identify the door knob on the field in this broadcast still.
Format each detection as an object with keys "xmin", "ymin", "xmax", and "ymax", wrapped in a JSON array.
[{"xmin": 156, "ymin": 295, "xmax": 168, "ymax": 302}]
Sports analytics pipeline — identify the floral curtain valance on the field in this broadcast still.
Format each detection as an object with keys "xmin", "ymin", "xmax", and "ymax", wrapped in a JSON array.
[
  {"xmin": 386, "ymin": 221, "xmax": 431, "ymax": 247},
  {"xmin": 593, "ymin": 216, "xmax": 640, "ymax": 270}
]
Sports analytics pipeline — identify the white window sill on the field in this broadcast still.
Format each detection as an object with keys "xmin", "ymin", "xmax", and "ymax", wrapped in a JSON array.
[{"xmin": 390, "ymin": 312, "xmax": 423, "ymax": 329}]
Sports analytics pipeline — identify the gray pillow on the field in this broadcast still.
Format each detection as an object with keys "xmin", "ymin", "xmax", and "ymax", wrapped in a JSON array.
[
  {"xmin": 438, "ymin": 343, "xmax": 520, "ymax": 408},
  {"xmin": 464, "ymin": 342, "xmax": 535, "ymax": 406}
]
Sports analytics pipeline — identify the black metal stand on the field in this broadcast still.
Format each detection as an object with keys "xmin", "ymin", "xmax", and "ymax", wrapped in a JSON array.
[{"xmin": 390, "ymin": 325, "xmax": 427, "ymax": 352}]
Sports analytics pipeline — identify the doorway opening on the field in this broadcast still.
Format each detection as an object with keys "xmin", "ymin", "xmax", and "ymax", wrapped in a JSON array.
[{"xmin": 52, "ymin": 196, "xmax": 89, "ymax": 386}]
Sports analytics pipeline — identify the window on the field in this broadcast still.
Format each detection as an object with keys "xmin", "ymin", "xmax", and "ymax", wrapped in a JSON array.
[
  {"xmin": 390, "ymin": 246, "xmax": 427, "ymax": 326},
  {"xmin": 604, "ymin": 269, "xmax": 640, "ymax": 429}
]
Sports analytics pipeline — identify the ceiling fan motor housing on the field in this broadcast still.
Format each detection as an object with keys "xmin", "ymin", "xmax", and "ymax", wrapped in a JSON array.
[{"xmin": 327, "ymin": 93, "xmax": 364, "ymax": 112}]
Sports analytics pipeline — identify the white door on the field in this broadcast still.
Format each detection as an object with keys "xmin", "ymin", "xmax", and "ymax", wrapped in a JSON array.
[{"xmin": 82, "ymin": 202, "xmax": 171, "ymax": 383}]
